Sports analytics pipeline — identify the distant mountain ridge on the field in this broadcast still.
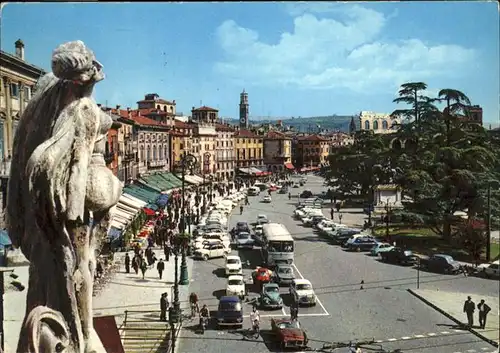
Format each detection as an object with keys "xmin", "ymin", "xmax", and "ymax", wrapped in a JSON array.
[{"xmin": 225, "ymin": 115, "xmax": 359, "ymax": 133}]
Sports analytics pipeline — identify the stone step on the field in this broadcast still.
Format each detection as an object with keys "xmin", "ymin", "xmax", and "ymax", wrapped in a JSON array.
[{"xmin": 120, "ymin": 322, "xmax": 170, "ymax": 353}]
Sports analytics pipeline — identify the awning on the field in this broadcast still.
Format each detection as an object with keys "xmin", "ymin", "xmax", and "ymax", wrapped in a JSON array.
[
  {"xmin": 145, "ymin": 204, "xmax": 159, "ymax": 211},
  {"xmin": 175, "ymin": 174, "xmax": 201, "ymax": 185},
  {"xmin": 120, "ymin": 194, "xmax": 147, "ymax": 209},
  {"xmin": 123, "ymin": 184, "xmax": 161, "ymax": 204},
  {"xmin": 110, "ymin": 219, "xmax": 127, "ymax": 230},
  {"xmin": 0, "ymin": 230, "xmax": 12, "ymax": 247},
  {"xmin": 251, "ymin": 167, "xmax": 271, "ymax": 176},
  {"xmin": 238, "ymin": 168, "xmax": 251, "ymax": 174},
  {"xmin": 107, "ymin": 227, "xmax": 123, "ymax": 241},
  {"xmin": 143, "ymin": 208, "xmax": 156, "ymax": 216},
  {"xmin": 156, "ymin": 194, "xmax": 169, "ymax": 207},
  {"xmin": 285, "ymin": 163, "xmax": 295, "ymax": 170}
]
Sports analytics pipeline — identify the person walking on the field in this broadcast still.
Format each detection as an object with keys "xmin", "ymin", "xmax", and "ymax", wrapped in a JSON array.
[
  {"xmin": 164, "ymin": 243, "xmax": 171, "ymax": 262},
  {"xmin": 124, "ymin": 253, "xmax": 131, "ymax": 274},
  {"xmin": 335, "ymin": 202, "xmax": 341, "ymax": 213},
  {"xmin": 463, "ymin": 296, "xmax": 475, "ymax": 328},
  {"xmin": 140, "ymin": 260, "xmax": 148, "ymax": 280},
  {"xmin": 330, "ymin": 208, "xmax": 334, "ymax": 220},
  {"xmin": 477, "ymin": 299, "xmax": 491, "ymax": 329},
  {"xmin": 160, "ymin": 293, "xmax": 169, "ymax": 321},
  {"xmin": 131, "ymin": 255, "xmax": 139, "ymax": 275},
  {"xmin": 157, "ymin": 258, "xmax": 165, "ymax": 279}
]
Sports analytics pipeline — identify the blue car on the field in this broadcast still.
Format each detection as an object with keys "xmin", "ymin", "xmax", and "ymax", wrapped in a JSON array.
[{"xmin": 217, "ymin": 296, "xmax": 244, "ymax": 328}]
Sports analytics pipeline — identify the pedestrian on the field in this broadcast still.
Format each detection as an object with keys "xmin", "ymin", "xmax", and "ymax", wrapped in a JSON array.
[
  {"xmin": 124, "ymin": 253, "xmax": 130, "ymax": 274},
  {"xmin": 291, "ymin": 301, "xmax": 299, "ymax": 321},
  {"xmin": 160, "ymin": 293, "xmax": 169, "ymax": 321},
  {"xmin": 164, "ymin": 243, "xmax": 170, "ymax": 262},
  {"xmin": 330, "ymin": 208, "xmax": 334, "ymax": 220},
  {"xmin": 157, "ymin": 258, "xmax": 165, "ymax": 279},
  {"xmin": 477, "ymin": 299, "xmax": 491, "ymax": 329},
  {"xmin": 463, "ymin": 296, "xmax": 475, "ymax": 328},
  {"xmin": 333, "ymin": 196, "xmax": 337, "ymax": 205},
  {"xmin": 132, "ymin": 255, "xmax": 139, "ymax": 274},
  {"xmin": 140, "ymin": 260, "xmax": 148, "ymax": 280},
  {"xmin": 335, "ymin": 202, "xmax": 341, "ymax": 212}
]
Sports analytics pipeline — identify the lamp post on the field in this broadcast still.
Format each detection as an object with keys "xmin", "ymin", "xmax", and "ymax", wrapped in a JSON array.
[
  {"xmin": 207, "ymin": 174, "xmax": 214, "ymax": 202},
  {"xmin": 203, "ymin": 152, "xmax": 211, "ymax": 212},
  {"xmin": 180, "ymin": 153, "xmax": 196, "ymax": 286},
  {"xmin": 384, "ymin": 201, "xmax": 392, "ymax": 242}
]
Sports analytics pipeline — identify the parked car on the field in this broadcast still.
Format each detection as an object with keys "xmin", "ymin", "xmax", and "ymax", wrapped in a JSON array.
[
  {"xmin": 302, "ymin": 215, "xmax": 325, "ymax": 227},
  {"xmin": 236, "ymin": 221, "xmax": 251, "ymax": 233},
  {"xmin": 259, "ymin": 283, "xmax": 283, "ymax": 309},
  {"xmin": 225, "ymin": 255, "xmax": 243, "ymax": 276},
  {"xmin": 272, "ymin": 264, "xmax": 295, "ymax": 286},
  {"xmin": 226, "ymin": 275, "xmax": 246, "ymax": 299},
  {"xmin": 263, "ymin": 195, "xmax": 272, "ymax": 203},
  {"xmin": 342, "ymin": 234, "xmax": 373, "ymax": 248},
  {"xmin": 380, "ymin": 248, "xmax": 419, "ymax": 265},
  {"xmin": 370, "ymin": 242, "xmax": 395, "ymax": 256},
  {"xmin": 300, "ymin": 190, "xmax": 313, "ymax": 198},
  {"xmin": 289, "ymin": 279, "xmax": 316, "ymax": 306},
  {"xmin": 217, "ymin": 296, "xmax": 244, "ymax": 328},
  {"xmin": 194, "ymin": 242, "xmax": 230, "ymax": 261},
  {"xmin": 279, "ymin": 186, "xmax": 288, "ymax": 194},
  {"xmin": 236, "ymin": 232, "xmax": 255, "ymax": 250},
  {"xmin": 478, "ymin": 260, "xmax": 500, "ymax": 278},
  {"xmin": 346, "ymin": 237, "xmax": 378, "ymax": 252},
  {"xmin": 419, "ymin": 254, "xmax": 461, "ymax": 274},
  {"xmin": 271, "ymin": 318, "xmax": 309, "ymax": 350},
  {"xmin": 329, "ymin": 228, "xmax": 360, "ymax": 243}
]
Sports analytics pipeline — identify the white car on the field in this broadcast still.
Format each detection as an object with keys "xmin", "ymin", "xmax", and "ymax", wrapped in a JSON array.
[
  {"xmin": 478, "ymin": 260, "xmax": 500, "ymax": 278},
  {"xmin": 194, "ymin": 236, "xmax": 231, "ymax": 250},
  {"xmin": 226, "ymin": 275, "xmax": 246, "ymax": 298},
  {"xmin": 225, "ymin": 255, "xmax": 243, "ymax": 276},
  {"xmin": 289, "ymin": 279, "xmax": 317, "ymax": 306},
  {"xmin": 193, "ymin": 242, "xmax": 230, "ymax": 260},
  {"xmin": 263, "ymin": 195, "xmax": 272, "ymax": 203}
]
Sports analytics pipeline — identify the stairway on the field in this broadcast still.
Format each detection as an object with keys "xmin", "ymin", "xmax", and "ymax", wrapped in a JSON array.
[{"xmin": 120, "ymin": 313, "xmax": 170, "ymax": 353}]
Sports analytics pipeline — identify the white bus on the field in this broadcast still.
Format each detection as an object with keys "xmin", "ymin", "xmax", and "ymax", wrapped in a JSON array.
[{"xmin": 261, "ymin": 223, "xmax": 294, "ymax": 266}]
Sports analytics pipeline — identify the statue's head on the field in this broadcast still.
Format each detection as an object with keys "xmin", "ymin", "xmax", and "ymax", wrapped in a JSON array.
[{"xmin": 51, "ymin": 40, "xmax": 104, "ymax": 85}]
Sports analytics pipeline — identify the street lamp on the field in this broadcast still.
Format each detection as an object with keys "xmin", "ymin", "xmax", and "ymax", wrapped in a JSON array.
[
  {"xmin": 384, "ymin": 201, "xmax": 392, "ymax": 242},
  {"xmin": 180, "ymin": 153, "xmax": 196, "ymax": 285},
  {"xmin": 202, "ymin": 152, "xmax": 211, "ymax": 212},
  {"xmin": 207, "ymin": 174, "xmax": 214, "ymax": 203}
]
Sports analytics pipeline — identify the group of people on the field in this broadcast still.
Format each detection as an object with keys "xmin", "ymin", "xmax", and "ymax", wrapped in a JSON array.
[
  {"xmin": 463, "ymin": 296, "xmax": 491, "ymax": 329},
  {"xmin": 124, "ymin": 246, "xmax": 167, "ymax": 280}
]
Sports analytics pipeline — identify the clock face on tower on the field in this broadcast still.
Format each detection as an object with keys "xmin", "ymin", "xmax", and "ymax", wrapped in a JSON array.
[{"xmin": 240, "ymin": 117, "xmax": 246, "ymax": 124}]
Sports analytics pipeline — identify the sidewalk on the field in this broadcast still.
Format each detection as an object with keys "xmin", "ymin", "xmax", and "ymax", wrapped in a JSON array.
[
  {"xmin": 321, "ymin": 207, "xmax": 367, "ymax": 228},
  {"xmin": 408, "ymin": 289, "xmax": 499, "ymax": 347}
]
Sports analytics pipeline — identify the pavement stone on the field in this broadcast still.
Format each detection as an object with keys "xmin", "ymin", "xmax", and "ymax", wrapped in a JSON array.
[{"xmin": 409, "ymin": 289, "xmax": 500, "ymax": 347}]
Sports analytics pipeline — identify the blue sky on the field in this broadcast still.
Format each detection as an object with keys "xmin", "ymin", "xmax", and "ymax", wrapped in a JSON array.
[{"xmin": 1, "ymin": 2, "xmax": 498, "ymax": 124}]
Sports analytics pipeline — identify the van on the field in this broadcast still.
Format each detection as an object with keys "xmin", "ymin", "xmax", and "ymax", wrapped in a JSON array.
[
  {"xmin": 248, "ymin": 186, "xmax": 260, "ymax": 196},
  {"xmin": 217, "ymin": 296, "xmax": 244, "ymax": 328}
]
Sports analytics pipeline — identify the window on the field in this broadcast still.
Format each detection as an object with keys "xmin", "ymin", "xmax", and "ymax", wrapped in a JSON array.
[
  {"xmin": 382, "ymin": 120, "xmax": 389, "ymax": 129},
  {"xmin": 159, "ymin": 145, "xmax": 163, "ymax": 160},
  {"xmin": 146, "ymin": 146, "xmax": 151, "ymax": 161},
  {"xmin": 164, "ymin": 145, "xmax": 168, "ymax": 161},
  {"xmin": 140, "ymin": 146, "xmax": 145, "ymax": 161},
  {"xmin": 10, "ymin": 83, "xmax": 19, "ymax": 98},
  {"xmin": 373, "ymin": 120, "xmax": 379, "ymax": 130},
  {"xmin": 364, "ymin": 120, "xmax": 370, "ymax": 130},
  {"xmin": 24, "ymin": 86, "xmax": 30, "ymax": 101}
]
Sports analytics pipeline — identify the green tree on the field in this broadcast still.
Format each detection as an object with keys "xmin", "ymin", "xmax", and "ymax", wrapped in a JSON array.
[{"xmin": 392, "ymin": 83, "xmax": 500, "ymax": 240}]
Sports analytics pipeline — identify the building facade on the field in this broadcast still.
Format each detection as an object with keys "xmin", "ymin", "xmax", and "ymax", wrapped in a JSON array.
[
  {"xmin": 359, "ymin": 111, "xmax": 400, "ymax": 134},
  {"xmin": 191, "ymin": 106, "xmax": 218, "ymax": 176},
  {"xmin": 215, "ymin": 123, "xmax": 236, "ymax": 180},
  {"xmin": 170, "ymin": 119, "xmax": 194, "ymax": 170},
  {"xmin": 293, "ymin": 135, "xmax": 330, "ymax": 169},
  {"xmin": 263, "ymin": 131, "xmax": 293, "ymax": 172},
  {"xmin": 234, "ymin": 129, "xmax": 264, "ymax": 168},
  {"xmin": 0, "ymin": 39, "xmax": 45, "ymax": 172},
  {"xmin": 328, "ymin": 132, "xmax": 355, "ymax": 152}
]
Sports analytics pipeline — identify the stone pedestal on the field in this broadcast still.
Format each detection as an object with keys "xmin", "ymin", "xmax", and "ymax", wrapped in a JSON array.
[{"xmin": 373, "ymin": 184, "xmax": 403, "ymax": 213}]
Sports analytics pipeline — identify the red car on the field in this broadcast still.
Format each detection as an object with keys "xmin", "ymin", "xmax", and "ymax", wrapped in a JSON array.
[
  {"xmin": 271, "ymin": 318, "xmax": 308, "ymax": 349},
  {"xmin": 252, "ymin": 267, "xmax": 273, "ymax": 284}
]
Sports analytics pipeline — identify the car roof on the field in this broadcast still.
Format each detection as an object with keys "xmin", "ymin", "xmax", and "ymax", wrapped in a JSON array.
[
  {"xmin": 264, "ymin": 282, "xmax": 279, "ymax": 288},
  {"xmin": 294, "ymin": 279, "xmax": 312, "ymax": 285},
  {"xmin": 226, "ymin": 255, "xmax": 241, "ymax": 260},
  {"xmin": 220, "ymin": 295, "xmax": 241, "ymax": 302},
  {"xmin": 277, "ymin": 264, "xmax": 293, "ymax": 269},
  {"xmin": 258, "ymin": 214, "xmax": 267, "ymax": 218},
  {"xmin": 227, "ymin": 275, "xmax": 244, "ymax": 280}
]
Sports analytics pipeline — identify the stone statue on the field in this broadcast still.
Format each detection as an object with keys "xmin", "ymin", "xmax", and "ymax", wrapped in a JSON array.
[{"xmin": 6, "ymin": 41, "xmax": 122, "ymax": 353}]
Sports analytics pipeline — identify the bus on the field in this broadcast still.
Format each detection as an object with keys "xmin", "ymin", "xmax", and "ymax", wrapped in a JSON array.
[{"xmin": 261, "ymin": 223, "xmax": 294, "ymax": 266}]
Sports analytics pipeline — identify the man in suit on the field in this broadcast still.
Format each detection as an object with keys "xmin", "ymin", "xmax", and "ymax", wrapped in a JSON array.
[
  {"xmin": 463, "ymin": 296, "xmax": 475, "ymax": 328},
  {"xmin": 477, "ymin": 299, "xmax": 491, "ymax": 329}
]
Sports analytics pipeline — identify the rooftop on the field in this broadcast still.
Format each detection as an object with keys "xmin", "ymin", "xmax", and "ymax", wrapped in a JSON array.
[
  {"xmin": 234, "ymin": 129, "xmax": 260, "ymax": 138},
  {"xmin": 192, "ymin": 106, "xmax": 218, "ymax": 112}
]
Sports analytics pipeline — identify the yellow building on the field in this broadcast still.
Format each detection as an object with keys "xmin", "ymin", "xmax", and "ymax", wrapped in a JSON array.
[
  {"xmin": 191, "ymin": 106, "xmax": 218, "ymax": 176},
  {"xmin": 234, "ymin": 129, "xmax": 264, "ymax": 169},
  {"xmin": 171, "ymin": 119, "xmax": 194, "ymax": 170},
  {"xmin": 293, "ymin": 134, "xmax": 330, "ymax": 171},
  {"xmin": 263, "ymin": 131, "xmax": 293, "ymax": 173}
]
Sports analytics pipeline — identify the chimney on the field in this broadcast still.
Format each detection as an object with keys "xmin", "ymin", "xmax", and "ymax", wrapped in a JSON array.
[
  {"xmin": 116, "ymin": 105, "xmax": 121, "ymax": 110},
  {"xmin": 15, "ymin": 39, "xmax": 25, "ymax": 60}
]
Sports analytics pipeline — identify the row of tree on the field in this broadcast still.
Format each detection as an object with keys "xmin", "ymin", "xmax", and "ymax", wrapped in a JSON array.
[{"xmin": 327, "ymin": 82, "xmax": 500, "ymax": 243}]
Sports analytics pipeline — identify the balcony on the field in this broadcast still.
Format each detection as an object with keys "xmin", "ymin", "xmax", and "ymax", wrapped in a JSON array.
[{"xmin": 147, "ymin": 160, "xmax": 167, "ymax": 168}]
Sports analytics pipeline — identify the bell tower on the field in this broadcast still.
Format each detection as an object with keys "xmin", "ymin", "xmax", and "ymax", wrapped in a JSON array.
[{"xmin": 239, "ymin": 89, "xmax": 249, "ymax": 129}]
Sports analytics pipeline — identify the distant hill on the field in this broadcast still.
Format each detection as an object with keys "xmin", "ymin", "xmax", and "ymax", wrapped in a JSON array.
[{"xmin": 225, "ymin": 115, "xmax": 359, "ymax": 133}]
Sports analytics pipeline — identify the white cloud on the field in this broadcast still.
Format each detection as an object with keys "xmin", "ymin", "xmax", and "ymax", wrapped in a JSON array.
[{"xmin": 214, "ymin": 4, "xmax": 475, "ymax": 93}]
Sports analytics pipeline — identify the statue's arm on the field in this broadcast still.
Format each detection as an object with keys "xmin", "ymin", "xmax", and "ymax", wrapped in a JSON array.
[{"xmin": 66, "ymin": 100, "xmax": 99, "ymax": 223}]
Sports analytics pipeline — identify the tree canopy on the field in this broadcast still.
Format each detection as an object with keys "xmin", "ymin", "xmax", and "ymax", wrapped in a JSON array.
[{"xmin": 327, "ymin": 81, "xmax": 500, "ymax": 240}]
